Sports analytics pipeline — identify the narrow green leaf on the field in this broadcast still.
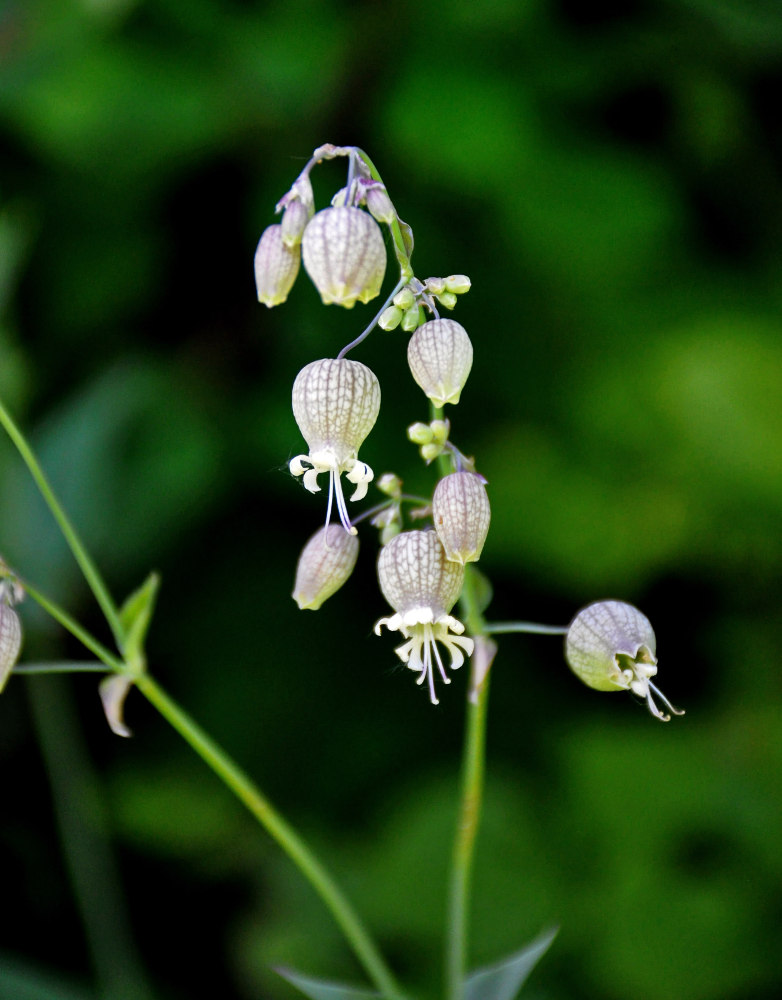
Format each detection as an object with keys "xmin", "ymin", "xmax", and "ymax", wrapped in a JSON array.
[
  {"xmin": 276, "ymin": 966, "xmax": 383, "ymax": 1000},
  {"xmin": 464, "ymin": 927, "xmax": 558, "ymax": 1000},
  {"xmin": 118, "ymin": 571, "xmax": 160, "ymax": 663}
]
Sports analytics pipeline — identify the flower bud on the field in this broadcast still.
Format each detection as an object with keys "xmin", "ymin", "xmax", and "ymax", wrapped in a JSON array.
[
  {"xmin": 293, "ymin": 524, "xmax": 360, "ymax": 610},
  {"xmin": 374, "ymin": 530, "xmax": 473, "ymax": 704},
  {"xmin": 401, "ymin": 305, "xmax": 421, "ymax": 332},
  {"xmin": 254, "ymin": 225, "xmax": 301, "ymax": 307},
  {"xmin": 302, "ymin": 207, "xmax": 386, "ymax": 308},
  {"xmin": 444, "ymin": 274, "xmax": 471, "ymax": 294},
  {"xmin": 290, "ymin": 358, "xmax": 380, "ymax": 533},
  {"xmin": 377, "ymin": 472, "xmax": 402, "ymax": 497},
  {"xmin": 407, "ymin": 422, "xmax": 433, "ymax": 445},
  {"xmin": 378, "ymin": 306, "xmax": 403, "ymax": 330},
  {"xmin": 437, "ymin": 292, "xmax": 457, "ymax": 310},
  {"xmin": 0, "ymin": 601, "xmax": 22, "ymax": 693},
  {"xmin": 433, "ymin": 472, "xmax": 491, "ymax": 565},
  {"xmin": 281, "ymin": 199, "xmax": 311, "ymax": 247},
  {"xmin": 430, "ymin": 419, "xmax": 450, "ymax": 444},
  {"xmin": 425, "ymin": 277, "xmax": 445, "ymax": 296},
  {"xmin": 393, "ymin": 287, "xmax": 416, "ymax": 311},
  {"xmin": 565, "ymin": 600, "xmax": 684, "ymax": 721},
  {"xmin": 420, "ymin": 443, "xmax": 443, "ymax": 463},
  {"xmin": 365, "ymin": 185, "xmax": 396, "ymax": 225},
  {"xmin": 407, "ymin": 319, "xmax": 473, "ymax": 407}
]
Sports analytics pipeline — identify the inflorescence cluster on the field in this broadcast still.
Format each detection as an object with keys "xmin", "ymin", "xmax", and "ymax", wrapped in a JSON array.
[{"xmin": 254, "ymin": 143, "xmax": 684, "ymax": 718}]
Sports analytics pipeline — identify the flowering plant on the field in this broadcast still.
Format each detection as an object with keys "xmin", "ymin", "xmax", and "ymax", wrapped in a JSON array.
[{"xmin": 0, "ymin": 143, "xmax": 683, "ymax": 1000}]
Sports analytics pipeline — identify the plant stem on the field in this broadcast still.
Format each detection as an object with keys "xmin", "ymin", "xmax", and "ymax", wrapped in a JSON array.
[
  {"xmin": 446, "ymin": 566, "xmax": 492, "ymax": 1000},
  {"xmin": 484, "ymin": 621, "xmax": 568, "ymax": 636},
  {"xmin": 134, "ymin": 672, "xmax": 404, "ymax": 1000},
  {"xmin": 0, "ymin": 398, "xmax": 125, "ymax": 647},
  {"xmin": 20, "ymin": 579, "xmax": 124, "ymax": 672}
]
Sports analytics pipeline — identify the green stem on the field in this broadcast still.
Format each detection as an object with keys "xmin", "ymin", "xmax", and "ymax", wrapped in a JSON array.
[
  {"xmin": 20, "ymin": 579, "xmax": 124, "ymax": 672},
  {"xmin": 134, "ymin": 673, "xmax": 404, "ymax": 1000},
  {"xmin": 485, "ymin": 621, "xmax": 568, "ymax": 636},
  {"xmin": 446, "ymin": 566, "xmax": 493, "ymax": 1000},
  {"xmin": 0, "ymin": 398, "xmax": 125, "ymax": 648},
  {"xmin": 353, "ymin": 147, "xmax": 415, "ymax": 281}
]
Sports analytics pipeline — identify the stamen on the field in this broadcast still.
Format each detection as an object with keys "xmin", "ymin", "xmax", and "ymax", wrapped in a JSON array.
[
  {"xmin": 324, "ymin": 468, "xmax": 335, "ymax": 535},
  {"xmin": 332, "ymin": 470, "xmax": 357, "ymax": 535},
  {"xmin": 422, "ymin": 638, "xmax": 438, "ymax": 705},
  {"xmin": 429, "ymin": 628, "xmax": 451, "ymax": 685},
  {"xmin": 648, "ymin": 680, "xmax": 685, "ymax": 720}
]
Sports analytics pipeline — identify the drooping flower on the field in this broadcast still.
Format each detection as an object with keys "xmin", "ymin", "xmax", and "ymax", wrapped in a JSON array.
[
  {"xmin": 254, "ymin": 224, "xmax": 301, "ymax": 307},
  {"xmin": 374, "ymin": 530, "xmax": 474, "ymax": 704},
  {"xmin": 407, "ymin": 319, "xmax": 473, "ymax": 406},
  {"xmin": 565, "ymin": 600, "xmax": 684, "ymax": 721},
  {"xmin": 293, "ymin": 524, "xmax": 360, "ymax": 610},
  {"xmin": 433, "ymin": 472, "xmax": 490, "ymax": 564},
  {"xmin": 0, "ymin": 577, "xmax": 23, "ymax": 694},
  {"xmin": 289, "ymin": 358, "xmax": 380, "ymax": 533},
  {"xmin": 301, "ymin": 206, "xmax": 386, "ymax": 308}
]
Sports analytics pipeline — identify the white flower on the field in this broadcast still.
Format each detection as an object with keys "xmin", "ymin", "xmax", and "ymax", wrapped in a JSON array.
[
  {"xmin": 301, "ymin": 206, "xmax": 386, "ymax": 308},
  {"xmin": 374, "ymin": 530, "xmax": 474, "ymax": 704},
  {"xmin": 0, "ymin": 575, "xmax": 23, "ymax": 694},
  {"xmin": 293, "ymin": 524, "xmax": 359, "ymax": 610},
  {"xmin": 565, "ymin": 600, "xmax": 684, "ymax": 721},
  {"xmin": 407, "ymin": 319, "xmax": 473, "ymax": 406},
  {"xmin": 290, "ymin": 358, "xmax": 380, "ymax": 534},
  {"xmin": 254, "ymin": 224, "xmax": 301, "ymax": 307},
  {"xmin": 432, "ymin": 472, "xmax": 491, "ymax": 564}
]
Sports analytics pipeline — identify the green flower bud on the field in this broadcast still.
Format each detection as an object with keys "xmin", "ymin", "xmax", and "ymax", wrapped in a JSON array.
[
  {"xmin": 374, "ymin": 530, "xmax": 473, "ymax": 704},
  {"xmin": 254, "ymin": 224, "xmax": 301, "ymax": 307},
  {"xmin": 378, "ymin": 306, "xmax": 404, "ymax": 330},
  {"xmin": 433, "ymin": 472, "xmax": 491, "ymax": 565},
  {"xmin": 565, "ymin": 600, "xmax": 684, "ymax": 721},
  {"xmin": 437, "ymin": 291, "xmax": 458, "ymax": 310},
  {"xmin": 425, "ymin": 277, "xmax": 445, "ymax": 296},
  {"xmin": 407, "ymin": 319, "xmax": 473, "ymax": 406},
  {"xmin": 420, "ymin": 442, "xmax": 443, "ymax": 463},
  {"xmin": 444, "ymin": 274, "xmax": 471, "ymax": 294},
  {"xmin": 401, "ymin": 305, "xmax": 421, "ymax": 332},
  {"xmin": 393, "ymin": 287, "xmax": 416, "ymax": 311},
  {"xmin": 429, "ymin": 419, "xmax": 450, "ymax": 444},
  {"xmin": 293, "ymin": 524, "xmax": 360, "ymax": 610},
  {"xmin": 407, "ymin": 422, "xmax": 433, "ymax": 445},
  {"xmin": 377, "ymin": 472, "xmax": 403, "ymax": 497},
  {"xmin": 302, "ymin": 207, "xmax": 386, "ymax": 308}
]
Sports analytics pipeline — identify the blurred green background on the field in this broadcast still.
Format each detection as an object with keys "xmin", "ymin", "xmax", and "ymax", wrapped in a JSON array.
[{"xmin": 1, "ymin": 0, "xmax": 781, "ymax": 998}]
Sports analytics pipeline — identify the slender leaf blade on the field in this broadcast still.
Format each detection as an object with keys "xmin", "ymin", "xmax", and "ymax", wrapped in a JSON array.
[
  {"xmin": 118, "ymin": 571, "xmax": 160, "ymax": 660},
  {"xmin": 276, "ymin": 966, "xmax": 383, "ymax": 1000},
  {"xmin": 464, "ymin": 926, "xmax": 558, "ymax": 1000}
]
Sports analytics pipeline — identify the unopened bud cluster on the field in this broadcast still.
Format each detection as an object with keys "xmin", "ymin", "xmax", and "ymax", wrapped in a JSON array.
[
  {"xmin": 378, "ymin": 276, "xmax": 471, "ymax": 333},
  {"xmin": 407, "ymin": 418, "xmax": 450, "ymax": 463}
]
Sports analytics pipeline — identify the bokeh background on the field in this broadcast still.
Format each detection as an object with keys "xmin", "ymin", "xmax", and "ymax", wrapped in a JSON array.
[{"xmin": 2, "ymin": 1, "xmax": 781, "ymax": 998}]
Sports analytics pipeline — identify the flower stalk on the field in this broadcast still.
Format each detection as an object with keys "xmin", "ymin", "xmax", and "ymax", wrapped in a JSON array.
[{"xmin": 446, "ymin": 564, "xmax": 493, "ymax": 1000}]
